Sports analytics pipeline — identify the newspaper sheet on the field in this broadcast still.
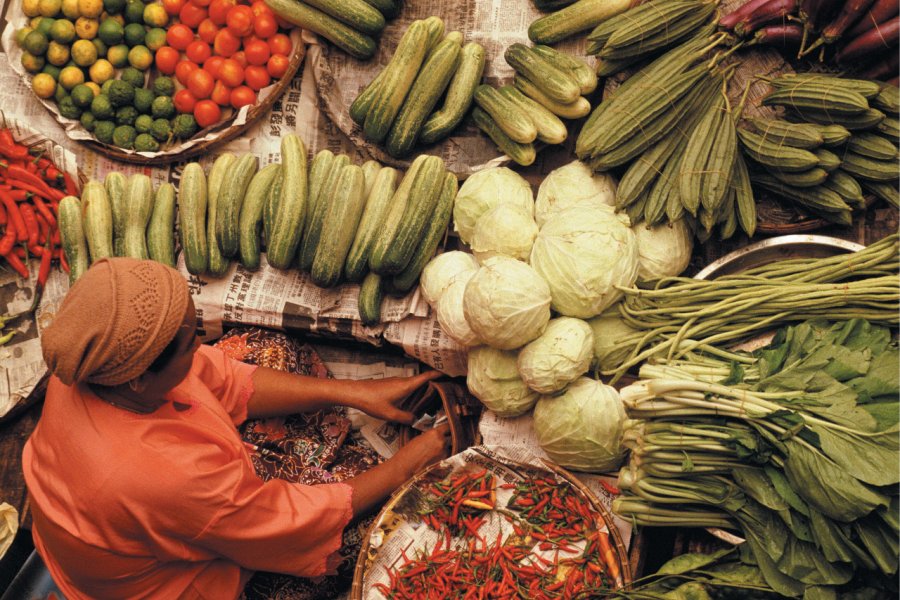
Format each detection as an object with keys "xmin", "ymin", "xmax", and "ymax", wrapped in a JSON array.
[
  {"xmin": 479, "ymin": 410, "xmax": 633, "ymax": 548},
  {"xmin": 358, "ymin": 445, "xmax": 629, "ymax": 599}
]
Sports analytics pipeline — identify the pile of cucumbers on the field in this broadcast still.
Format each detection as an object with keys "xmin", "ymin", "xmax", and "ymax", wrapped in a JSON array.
[
  {"xmin": 743, "ymin": 74, "xmax": 900, "ymax": 222},
  {"xmin": 474, "ymin": 43, "xmax": 595, "ymax": 166},
  {"xmin": 351, "ymin": 17, "xmax": 486, "ymax": 158},
  {"xmin": 58, "ymin": 173, "xmax": 176, "ymax": 285},
  {"xmin": 264, "ymin": 0, "xmax": 400, "ymax": 60}
]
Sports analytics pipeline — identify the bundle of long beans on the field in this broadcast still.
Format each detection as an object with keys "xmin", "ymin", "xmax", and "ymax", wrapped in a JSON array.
[{"xmin": 603, "ymin": 233, "xmax": 899, "ymax": 381}]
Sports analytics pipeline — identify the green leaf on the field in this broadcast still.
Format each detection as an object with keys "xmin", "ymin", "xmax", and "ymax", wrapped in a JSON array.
[
  {"xmin": 783, "ymin": 441, "xmax": 889, "ymax": 522},
  {"xmin": 765, "ymin": 465, "xmax": 810, "ymax": 517},
  {"xmin": 719, "ymin": 361, "xmax": 745, "ymax": 386},
  {"xmin": 808, "ymin": 507, "xmax": 859, "ymax": 565},
  {"xmin": 733, "ymin": 468, "xmax": 789, "ymax": 511},
  {"xmin": 855, "ymin": 514, "xmax": 900, "ymax": 575},
  {"xmin": 804, "ymin": 586, "xmax": 837, "ymax": 600},
  {"xmin": 859, "ymin": 402, "xmax": 900, "ymax": 431},
  {"xmin": 812, "ymin": 424, "xmax": 900, "ymax": 486},
  {"xmin": 741, "ymin": 530, "xmax": 806, "ymax": 597},
  {"xmin": 849, "ymin": 348, "xmax": 900, "ymax": 402},
  {"xmin": 656, "ymin": 548, "xmax": 734, "ymax": 576},
  {"xmin": 662, "ymin": 582, "xmax": 711, "ymax": 600},
  {"xmin": 681, "ymin": 451, "xmax": 694, "ymax": 472}
]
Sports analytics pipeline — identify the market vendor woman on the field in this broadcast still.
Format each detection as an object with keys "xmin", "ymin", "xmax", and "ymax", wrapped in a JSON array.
[{"xmin": 23, "ymin": 257, "xmax": 450, "ymax": 600}]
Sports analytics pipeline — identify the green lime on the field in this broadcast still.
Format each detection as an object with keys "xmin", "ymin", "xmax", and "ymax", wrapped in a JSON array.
[
  {"xmin": 71, "ymin": 38, "xmax": 98, "ymax": 66},
  {"xmin": 171, "ymin": 114, "xmax": 197, "ymax": 139},
  {"xmin": 46, "ymin": 40, "xmax": 70, "ymax": 66},
  {"xmin": 122, "ymin": 22, "xmax": 144, "ymax": 46},
  {"xmin": 21, "ymin": 51, "xmax": 46, "ymax": 73},
  {"xmin": 144, "ymin": 27, "xmax": 165, "ymax": 51},
  {"xmin": 94, "ymin": 120, "xmax": 115, "ymax": 143},
  {"xmin": 91, "ymin": 37, "xmax": 107, "ymax": 56},
  {"xmin": 90, "ymin": 93, "xmax": 113, "ymax": 118},
  {"xmin": 119, "ymin": 66, "xmax": 144, "ymax": 88},
  {"xmin": 71, "ymin": 83, "xmax": 94, "ymax": 108},
  {"xmin": 49, "ymin": 18, "xmax": 76, "ymax": 43},
  {"xmin": 15, "ymin": 27, "xmax": 35, "ymax": 48},
  {"xmin": 58, "ymin": 64, "xmax": 85, "ymax": 89},
  {"xmin": 151, "ymin": 75, "xmax": 174, "ymax": 97},
  {"xmin": 123, "ymin": 0, "xmax": 144, "ymax": 24},
  {"xmin": 102, "ymin": 0, "xmax": 125, "ymax": 13},
  {"xmin": 151, "ymin": 117, "xmax": 171, "ymax": 141},
  {"xmin": 58, "ymin": 95, "xmax": 82, "ymax": 119},
  {"xmin": 32, "ymin": 73, "xmax": 57, "ymax": 98},
  {"xmin": 134, "ymin": 113, "xmax": 152, "ymax": 133},
  {"xmin": 150, "ymin": 94, "xmax": 174, "ymax": 119},
  {"xmin": 127, "ymin": 44, "xmax": 152, "ymax": 70},
  {"xmin": 23, "ymin": 31, "xmax": 49, "ymax": 56},
  {"xmin": 112, "ymin": 124, "xmax": 136, "ymax": 148},
  {"xmin": 41, "ymin": 63, "xmax": 62, "ymax": 80},
  {"xmin": 101, "ymin": 78, "xmax": 115, "ymax": 95},
  {"xmin": 106, "ymin": 44, "xmax": 128, "ymax": 67},
  {"xmin": 54, "ymin": 84, "xmax": 68, "ymax": 102},
  {"xmin": 107, "ymin": 79, "xmax": 134, "ymax": 107},
  {"xmin": 116, "ymin": 105, "xmax": 138, "ymax": 126},
  {"xmin": 80, "ymin": 111, "xmax": 96, "ymax": 131},
  {"xmin": 133, "ymin": 132, "xmax": 158, "ymax": 152},
  {"xmin": 133, "ymin": 87, "xmax": 153, "ymax": 113},
  {"xmin": 97, "ymin": 18, "xmax": 123, "ymax": 45}
]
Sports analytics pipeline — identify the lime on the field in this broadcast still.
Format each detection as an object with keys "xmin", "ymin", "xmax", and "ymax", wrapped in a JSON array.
[
  {"xmin": 39, "ymin": 0, "xmax": 62, "ymax": 18},
  {"xmin": 123, "ymin": 22, "xmax": 144, "ymax": 46},
  {"xmin": 144, "ymin": 27, "xmax": 165, "ymax": 51},
  {"xmin": 54, "ymin": 84, "xmax": 69, "ymax": 102},
  {"xmin": 107, "ymin": 13, "xmax": 125, "ymax": 25},
  {"xmin": 21, "ymin": 51, "xmax": 46, "ymax": 73},
  {"xmin": 106, "ymin": 44, "xmax": 129, "ymax": 67},
  {"xmin": 41, "ymin": 63, "xmax": 62, "ymax": 80},
  {"xmin": 58, "ymin": 96, "xmax": 83, "ymax": 119},
  {"xmin": 142, "ymin": 3, "xmax": 166, "ymax": 27},
  {"xmin": 15, "ymin": 27, "xmax": 34, "ymax": 49},
  {"xmin": 88, "ymin": 58, "xmax": 114, "ymax": 83},
  {"xmin": 133, "ymin": 87, "xmax": 153, "ymax": 113},
  {"xmin": 102, "ymin": 0, "xmax": 125, "ymax": 13},
  {"xmin": 127, "ymin": 45, "xmax": 152, "ymax": 70},
  {"xmin": 101, "ymin": 79, "xmax": 115, "ymax": 94},
  {"xmin": 32, "ymin": 73, "xmax": 57, "ymax": 98},
  {"xmin": 85, "ymin": 81, "xmax": 101, "ymax": 96},
  {"xmin": 80, "ymin": 111, "xmax": 96, "ymax": 131},
  {"xmin": 59, "ymin": 64, "xmax": 85, "ymax": 89},
  {"xmin": 46, "ymin": 40, "xmax": 71, "ymax": 66},
  {"xmin": 75, "ymin": 16, "xmax": 98, "ymax": 38},
  {"xmin": 123, "ymin": 0, "xmax": 144, "ymax": 24},
  {"xmin": 78, "ymin": 0, "xmax": 103, "ymax": 18},
  {"xmin": 23, "ymin": 31, "xmax": 49, "ymax": 55},
  {"xmin": 151, "ymin": 75, "xmax": 173, "ymax": 97},
  {"xmin": 97, "ymin": 18, "xmax": 123, "ymax": 44},
  {"xmin": 61, "ymin": 0, "xmax": 80, "ymax": 19},
  {"xmin": 134, "ymin": 113, "xmax": 153, "ymax": 133},
  {"xmin": 23, "ymin": 0, "xmax": 42, "ymax": 17},
  {"xmin": 91, "ymin": 37, "xmax": 107, "ymax": 55},
  {"xmin": 90, "ymin": 93, "xmax": 113, "ymax": 118},
  {"xmin": 119, "ymin": 66, "xmax": 144, "ymax": 87},
  {"xmin": 71, "ymin": 83, "xmax": 94, "ymax": 107},
  {"xmin": 71, "ymin": 38, "xmax": 98, "ymax": 66},
  {"xmin": 49, "ymin": 18, "xmax": 76, "ymax": 43}
]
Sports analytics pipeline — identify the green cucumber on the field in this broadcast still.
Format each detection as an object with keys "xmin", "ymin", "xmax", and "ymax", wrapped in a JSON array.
[
  {"xmin": 345, "ymin": 167, "xmax": 398, "ymax": 282},
  {"xmin": 311, "ymin": 165, "xmax": 367, "ymax": 288},
  {"xmin": 267, "ymin": 134, "xmax": 308, "ymax": 269},
  {"xmin": 147, "ymin": 183, "xmax": 176, "ymax": 267},
  {"xmin": 238, "ymin": 163, "xmax": 280, "ymax": 270},
  {"xmin": 178, "ymin": 163, "xmax": 208, "ymax": 275},
  {"xmin": 421, "ymin": 42, "xmax": 486, "ymax": 145}
]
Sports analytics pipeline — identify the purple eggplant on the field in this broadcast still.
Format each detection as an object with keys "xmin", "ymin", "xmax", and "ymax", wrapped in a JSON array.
[
  {"xmin": 721, "ymin": 0, "xmax": 779, "ymax": 29},
  {"xmin": 754, "ymin": 22, "xmax": 806, "ymax": 46},
  {"xmin": 857, "ymin": 49, "xmax": 899, "ymax": 79},
  {"xmin": 734, "ymin": 0, "xmax": 799, "ymax": 36},
  {"xmin": 836, "ymin": 14, "xmax": 900, "ymax": 62},
  {"xmin": 845, "ymin": 0, "xmax": 900, "ymax": 37}
]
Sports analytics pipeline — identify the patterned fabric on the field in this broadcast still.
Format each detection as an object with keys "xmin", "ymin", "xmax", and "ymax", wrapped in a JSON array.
[{"xmin": 215, "ymin": 328, "xmax": 380, "ymax": 600}]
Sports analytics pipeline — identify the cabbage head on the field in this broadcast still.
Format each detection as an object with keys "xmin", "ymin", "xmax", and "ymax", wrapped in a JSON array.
[
  {"xmin": 632, "ymin": 220, "xmax": 693, "ymax": 282},
  {"xmin": 436, "ymin": 271, "xmax": 480, "ymax": 347},
  {"xmin": 453, "ymin": 167, "xmax": 534, "ymax": 245},
  {"xmin": 471, "ymin": 204, "xmax": 538, "ymax": 262},
  {"xmin": 530, "ymin": 206, "xmax": 638, "ymax": 318},
  {"xmin": 533, "ymin": 377, "xmax": 628, "ymax": 472},
  {"xmin": 535, "ymin": 161, "xmax": 616, "ymax": 227},
  {"xmin": 588, "ymin": 309, "xmax": 640, "ymax": 373},
  {"xmin": 463, "ymin": 256, "xmax": 551, "ymax": 350},
  {"xmin": 517, "ymin": 317, "xmax": 593, "ymax": 394},
  {"xmin": 467, "ymin": 346, "xmax": 539, "ymax": 417},
  {"xmin": 420, "ymin": 251, "xmax": 479, "ymax": 307}
]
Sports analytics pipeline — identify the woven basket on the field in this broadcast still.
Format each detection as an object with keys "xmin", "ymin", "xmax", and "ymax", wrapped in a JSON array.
[{"xmin": 350, "ymin": 452, "xmax": 633, "ymax": 599}]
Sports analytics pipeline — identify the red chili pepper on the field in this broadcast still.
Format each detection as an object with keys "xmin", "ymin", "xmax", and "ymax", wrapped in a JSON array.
[
  {"xmin": 0, "ymin": 191, "xmax": 26, "ymax": 243},
  {"xmin": 0, "ymin": 202, "xmax": 5, "ymax": 226},
  {"xmin": 20, "ymin": 204, "xmax": 38, "ymax": 248},
  {"xmin": 0, "ymin": 222, "xmax": 16, "ymax": 255},
  {"xmin": 29, "ymin": 195, "xmax": 56, "ymax": 229},
  {"xmin": 8, "ymin": 165, "xmax": 63, "ymax": 200},
  {"xmin": 63, "ymin": 173, "xmax": 78, "ymax": 196},
  {"xmin": 4, "ymin": 251, "xmax": 29, "ymax": 278}
]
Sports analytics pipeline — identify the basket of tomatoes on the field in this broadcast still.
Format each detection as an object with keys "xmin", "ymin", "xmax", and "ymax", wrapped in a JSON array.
[{"xmin": 1, "ymin": 0, "xmax": 304, "ymax": 164}]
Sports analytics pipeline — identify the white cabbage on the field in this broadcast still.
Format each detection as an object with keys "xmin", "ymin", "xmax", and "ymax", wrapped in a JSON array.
[
  {"xmin": 535, "ymin": 161, "xmax": 617, "ymax": 227},
  {"xmin": 588, "ymin": 310, "xmax": 640, "ymax": 373},
  {"xmin": 453, "ymin": 167, "xmax": 534, "ymax": 245},
  {"xmin": 436, "ymin": 271, "xmax": 480, "ymax": 347},
  {"xmin": 463, "ymin": 256, "xmax": 551, "ymax": 350},
  {"xmin": 517, "ymin": 317, "xmax": 594, "ymax": 394},
  {"xmin": 530, "ymin": 206, "xmax": 639, "ymax": 318},
  {"xmin": 420, "ymin": 251, "xmax": 480, "ymax": 307},
  {"xmin": 533, "ymin": 377, "xmax": 628, "ymax": 472},
  {"xmin": 632, "ymin": 220, "xmax": 693, "ymax": 282},
  {"xmin": 471, "ymin": 204, "xmax": 538, "ymax": 262},
  {"xmin": 467, "ymin": 346, "xmax": 539, "ymax": 417}
]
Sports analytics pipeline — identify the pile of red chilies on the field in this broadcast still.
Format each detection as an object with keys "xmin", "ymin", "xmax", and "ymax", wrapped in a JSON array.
[
  {"xmin": 378, "ymin": 472, "xmax": 620, "ymax": 599},
  {"xmin": 0, "ymin": 128, "xmax": 76, "ymax": 305}
]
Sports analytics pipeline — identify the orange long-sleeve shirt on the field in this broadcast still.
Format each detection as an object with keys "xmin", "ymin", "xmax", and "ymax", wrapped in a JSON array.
[{"xmin": 23, "ymin": 344, "xmax": 353, "ymax": 600}]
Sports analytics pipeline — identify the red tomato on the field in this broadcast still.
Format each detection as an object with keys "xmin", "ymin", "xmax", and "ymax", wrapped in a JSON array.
[
  {"xmin": 194, "ymin": 100, "xmax": 222, "ymax": 128},
  {"xmin": 252, "ymin": 13, "xmax": 277, "ymax": 38},
  {"xmin": 217, "ymin": 58, "xmax": 244, "ymax": 87},
  {"xmin": 187, "ymin": 68, "xmax": 215, "ymax": 99},
  {"xmin": 243, "ymin": 38, "xmax": 269, "ymax": 66},
  {"xmin": 161, "ymin": 0, "xmax": 186, "ymax": 16},
  {"xmin": 250, "ymin": 0, "xmax": 271, "ymax": 17},
  {"xmin": 268, "ymin": 33, "xmax": 291, "ymax": 56},
  {"xmin": 266, "ymin": 53, "xmax": 289, "ymax": 78},
  {"xmin": 203, "ymin": 55, "xmax": 224, "ymax": 77},
  {"xmin": 173, "ymin": 89, "xmax": 197, "ymax": 113},
  {"xmin": 230, "ymin": 85, "xmax": 256, "ymax": 109},
  {"xmin": 166, "ymin": 24, "xmax": 194, "ymax": 51},
  {"xmin": 243, "ymin": 65, "xmax": 270, "ymax": 90},
  {"xmin": 226, "ymin": 5, "xmax": 254, "ymax": 37},
  {"xmin": 186, "ymin": 40, "xmax": 212, "ymax": 63},
  {"xmin": 155, "ymin": 46, "xmax": 180, "ymax": 74},
  {"xmin": 192, "ymin": 0, "xmax": 212, "ymax": 6},
  {"xmin": 175, "ymin": 60, "xmax": 200, "ymax": 86},
  {"xmin": 197, "ymin": 19, "xmax": 219, "ymax": 44},
  {"xmin": 179, "ymin": 2, "xmax": 208, "ymax": 28},
  {"xmin": 231, "ymin": 50, "xmax": 247, "ymax": 68},
  {"xmin": 208, "ymin": 0, "xmax": 235, "ymax": 25},
  {"xmin": 213, "ymin": 28, "xmax": 240, "ymax": 56},
  {"xmin": 211, "ymin": 80, "xmax": 232, "ymax": 105}
]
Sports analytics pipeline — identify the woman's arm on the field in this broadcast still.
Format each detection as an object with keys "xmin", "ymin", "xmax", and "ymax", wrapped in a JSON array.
[{"xmin": 247, "ymin": 367, "xmax": 442, "ymax": 420}]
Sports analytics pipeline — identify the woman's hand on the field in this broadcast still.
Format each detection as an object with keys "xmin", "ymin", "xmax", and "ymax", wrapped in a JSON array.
[
  {"xmin": 356, "ymin": 370, "xmax": 443, "ymax": 424},
  {"xmin": 397, "ymin": 424, "xmax": 452, "ymax": 473}
]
